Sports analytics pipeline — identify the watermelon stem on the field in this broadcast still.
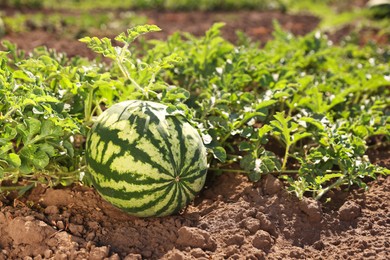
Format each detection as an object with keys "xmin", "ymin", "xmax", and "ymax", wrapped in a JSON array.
[
  {"xmin": 207, "ymin": 167, "xmax": 300, "ymax": 175},
  {"xmin": 115, "ymin": 42, "xmax": 146, "ymax": 96}
]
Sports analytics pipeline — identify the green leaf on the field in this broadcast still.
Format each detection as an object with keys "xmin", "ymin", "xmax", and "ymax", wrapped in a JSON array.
[
  {"xmin": 211, "ymin": 146, "xmax": 226, "ymax": 163},
  {"xmin": 115, "ymin": 25, "xmax": 161, "ymax": 45},
  {"xmin": 270, "ymin": 111, "xmax": 293, "ymax": 146},
  {"xmin": 258, "ymin": 124, "xmax": 273, "ymax": 139},
  {"xmin": 33, "ymin": 150, "xmax": 50, "ymax": 169},
  {"xmin": 39, "ymin": 143, "xmax": 56, "ymax": 157},
  {"xmin": 292, "ymin": 132, "xmax": 312, "ymax": 143},
  {"xmin": 255, "ymin": 100, "xmax": 277, "ymax": 110},
  {"xmin": 40, "ymin": 120, "xmax": 63, "ymax": 138},
  {"xmin": 240, "ymin": 154, "xmax": 256, "ymax": 173},
  {"xmin": 299, "ymin": 116, "xmax": 325, "ymax": 131},
  {"xmin": 315, "ymin": 173, "xmax": 344, "ymax": 185},
  {"xmin": 79, "ymin": 37, "xmax": 116, "ymax": 59},
  {"xmin": 8, "ymin": 153, "xmax": 21, "ymax": 168},
  {"xmin": 27, "ymin": 117, "xmax": 41, "ymax": 136},
  {"xmin": 239, "ymin": 141, "xmax": 252, "ymax": 152},
  {"xmin": 13, "ymin": 70, "xmax": 35, "ymax": 82},
  {"xmin": 63, "ymin": 140, "xmax": 75, "ymax": 158}
]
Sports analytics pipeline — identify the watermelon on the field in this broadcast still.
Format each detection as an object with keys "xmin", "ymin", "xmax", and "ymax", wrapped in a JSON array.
[{"xmin": 85, "ymin": 100, "xmax": 208, "ymax": 217}]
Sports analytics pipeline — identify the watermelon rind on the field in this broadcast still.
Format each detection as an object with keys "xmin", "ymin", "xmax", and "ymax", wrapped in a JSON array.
[{"xmin": 85, "ymin": 100, "xmax": 208, "ymax": 217}]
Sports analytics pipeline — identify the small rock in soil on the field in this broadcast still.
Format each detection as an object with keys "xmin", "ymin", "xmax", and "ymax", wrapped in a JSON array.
[
  {"xmin": 7, "ymin": 217, "xmax": 55, "ymax": 245},
  {"xmin": 40, "ymin": 189, "xmax": 72, "ymax": 207},
  {"xmin": 263, "ymin": 174, "xmax": 283, "ymax": 195},
  {"xmin": 312, "ymin": 240, "xmax": 325, "ymax": 251},
  {"xmin": 255, "ymin": 212, "xmax": 276, "ymax": 236},
  {"xmin": 141, "ymin": 250, "xmax": 152, "ymax": 258},
  {"xmin": 190, "ymin": 248, "xmax": 207, "ymax": 258},
  {"xmin": 298, "ymin": 197, "xmax": 322, "ymax": 222},
  {"xmin": 89, "ymin": 246, "xmax": 109, "ymax": 260},
  {"xmin": 163, "ymin": 249, "xmax": 186, "ymax": 260},
  {"xmin": 108, "ymin": 253, "xmax": 121, "ymax": 260},
  {"xmin": 338, "ymin": 201, "xmax": 361, "ymax": 221},
  {"xmin": 56, "ymin": 221, "xmax": 65, "ymax": 230},
  {"xmin": 243, "ymin": 208, "xmax": 257, "ymax": 218},
  {"xmin": 223, "ymin": 245, "xmax": 239, "ymax": 258},
  {"xmin": 176, "ymin": 226, "xmax": 217, "ymax": 251},
  {"xmin": 225, "ymin": 234, "xmax": 245, "ymax": 246},
  {"xmin": 68, "ymin": 223, "xmax": 84, "ymax": 236},
  {"xmin": 123, "ymin": 253, "xmax": 142, "ymax": 260},
  {"xmin": 85, "ymin": 231, "xmax": 96, "ymax": 241},
  {"xmin": 241, "ymin": 217, "xmax": 261, "ymax": 234},
  {"xmin": 55, "ymin": 253, "xmax": 68, "ymax": 260},
  {"xmin": 43, "ymin": 249, "xmax": 53, "ymax": 259},
  {"xmin": 247, "ymin": 250, "xmax": 266, "ymax": 260},
  {"xmin": 252, "ymin": 230, "xmax": 273, "ymax": 252},
  {"xmin": 44, "ymin": 205, "xmax": 59, "ymax": 215}
]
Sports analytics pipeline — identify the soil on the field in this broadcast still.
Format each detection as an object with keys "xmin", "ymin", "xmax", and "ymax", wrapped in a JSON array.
[{"xmin": 1, "ymin": 6, "xmax": 390, "ymax": 260}]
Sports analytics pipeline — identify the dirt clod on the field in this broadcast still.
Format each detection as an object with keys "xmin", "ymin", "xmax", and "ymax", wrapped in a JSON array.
[
  {"xmin": 44, "ymin": 205, "xmax": 59, "ymax": 215},
  {"xmin": 43, "ymin": 249, "xmax": 52, "ymax": 259},
  {"xmin": 252, "ymin": 230, "xmax": 273, "ymax": 251},
  {"xmin": 68, "ymin": 223, "xmax": 84, "ymax": 236},
  {"xmin": 176, "ymin": 226, "xmax": 217, "ymax": 251},
  {"xmin": 89, "ymin": 246, "xmax": 110, "ymax": 260},
  {"xmin": 298, "ymin": 197, "xmax": 323, "ymax": 222},
  {"xmin": 190, "ymin": 248, "xmax": 208, "ymax": 258},
  {"xmin": 163, "ymin": 249, "xmax": 186, "ymax": 260},
  {"xmin": 241, "ymin": 217, "xmax": 262, "ymax": 234},
  {"xmin": 255, "ymin": 212, "xmax": 276, "ymax": 236},
  {"xmin": 123, "ymin": 253, "xmax": 142, "ymax": 260},
  {"xmin": 263, "ymin": 174, "xmax": 283, "ymax": 195},
  {"xmin": 7, "ymin": 217, "xmax": 55, "ymax": 245},
  {"xmin": 225, "ymin": 234, "xmax": 245, "ymax": 246},
  {"xmin": 338, "ymin": 201, "xmax": 362, "ymax": 221}
]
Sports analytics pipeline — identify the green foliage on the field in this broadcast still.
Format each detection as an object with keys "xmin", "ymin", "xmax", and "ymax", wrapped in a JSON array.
[
  {"xmin": 0, "ymin": 11, "xmax": 148, "ymax": 38},
  {"xmin": 80, "ymin": 25, "xmax": 182, "ymax": 100},
  {"xmin": 142, "ymin": 23, "xmax": 390, "ymax": 199},
  {"xmin": 0, "ymin": 45, "xmax": 84, "ymax": 189},
  {"xmin": 13, "ymin": 0, "xmax": 287, "ymax": 11},
  {"xmin": 0, "ymin": 23, "xmax": 389, "ymax": 200}
]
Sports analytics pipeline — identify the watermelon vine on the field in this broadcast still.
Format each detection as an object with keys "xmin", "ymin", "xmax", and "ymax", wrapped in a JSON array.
[{"xmin": 0, "ymin": 24, "xmax": 389, "ymax": 214}]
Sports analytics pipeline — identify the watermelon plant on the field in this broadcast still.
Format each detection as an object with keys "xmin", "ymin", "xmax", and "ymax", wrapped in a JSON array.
[
  {"xmin": 0, "ymin": 23, "xmax": 389, "ymax": 215},
  {"xmin": 80, "ymin": 26, "xmax": 209, "ymax": 217}
]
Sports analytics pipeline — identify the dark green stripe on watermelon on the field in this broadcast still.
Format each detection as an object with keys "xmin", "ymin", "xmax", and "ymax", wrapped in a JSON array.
[
  {"xmin": 93, "ymin": 178, "xmax": 172, "ymax": 200},
  {"xmin": 171, "ymin": 116, "xmax": 188, "ymax": 172},
  {"xmin": 113, "ymin": 182, "xmax": 177, "ymax": 216},
  {"xmin": 87, "ymin": 123, "xmax": 173, "ymax": 180}
]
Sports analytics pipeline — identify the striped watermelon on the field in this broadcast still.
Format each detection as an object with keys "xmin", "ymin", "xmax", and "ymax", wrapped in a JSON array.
[{"xmin": 85, "ymin": 100, "xmax": 208, "ymax": 217}]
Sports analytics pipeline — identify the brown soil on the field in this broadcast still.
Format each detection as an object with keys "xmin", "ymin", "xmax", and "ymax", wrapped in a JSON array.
[
  {"xmin": 1, "ymin": 167, "xmax": 389, "ymax": 259},
  {"xmin": 2, "ymin": 10, "xmax": 321, "ymax": 58},
  {"xmin": 1, "ymin": 8, "xmax": 390, "ymax": 260}
]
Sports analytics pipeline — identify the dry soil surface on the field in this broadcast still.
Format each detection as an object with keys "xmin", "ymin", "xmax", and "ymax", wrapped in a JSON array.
[{"xmin": 0, "ymin": 166, "xmax": 389, "ymax": 259}]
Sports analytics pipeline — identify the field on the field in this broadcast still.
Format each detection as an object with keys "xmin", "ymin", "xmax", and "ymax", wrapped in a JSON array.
[{"xmin": 0, "ymin": 0, "xmax": 389, "ymax": 259}]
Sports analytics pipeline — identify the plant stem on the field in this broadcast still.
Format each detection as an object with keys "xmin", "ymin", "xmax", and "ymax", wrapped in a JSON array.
[
  {"xmin": 207, "ymin": 168, "xmax": 250, "ymax": 174},
  {"xmin": 207, "ymin": 167, "xmax": 300, "ymax": 175},
  {"xmin": 84, "ymin": 85, "xmax": 94, "ymax": 125},
  {"xmin": 0, "ymin": 106, "xmax": 19, "ymax": 121},
  {"xmin": 115, "ymin": 43, "xmax": 145, "ymax": 96},
  {"xmin": 281, "ymin": 144, "xmax": 290, "ymax": 171},
  {"xmin": 0, "ymin": 185, "xmax": 31, "ymax": 191},
  {"xmin": 315, "ymin": 175, "xmax": 346, "ymax": 200}
]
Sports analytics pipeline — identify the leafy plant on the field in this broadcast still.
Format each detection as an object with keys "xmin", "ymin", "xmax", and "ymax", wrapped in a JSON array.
[{"xmin": 0, "ymin": 23, "xmax": 389, "ymax": 201}]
